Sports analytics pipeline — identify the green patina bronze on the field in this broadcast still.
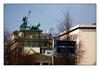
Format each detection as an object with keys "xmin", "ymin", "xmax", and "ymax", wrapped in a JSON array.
[
  {"xmin": 20, "ymin": 16, "xmax": 28, "ymax": 30},
  {"xmin": 29, "ymin": 22, "xmax": 40, "ymax": 30},
  {"xmin": 20, "ymin": 11, "xmax": 40, "ymax": 30}
]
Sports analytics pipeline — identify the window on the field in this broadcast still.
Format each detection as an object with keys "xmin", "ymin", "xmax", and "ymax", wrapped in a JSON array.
[
  {"xmin": 47, "ymin": 52, "xmax": 50, "ymax": 54},
  {"xmin": 24, "ymin": 42, "xmax": 28, "ymax": 45},
  {"xmin": 48, "ymin": 42, "xmax": 52, "ymax": 46},
  {"xmin": 33, "ymin": 42, "xmax": 39, "ymax": 46}
]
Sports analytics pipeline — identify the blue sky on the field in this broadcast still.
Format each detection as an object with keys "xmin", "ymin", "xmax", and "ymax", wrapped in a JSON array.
[{"xmin": 4, "ymin": 4, "xmax": 96, "ymax": 33}]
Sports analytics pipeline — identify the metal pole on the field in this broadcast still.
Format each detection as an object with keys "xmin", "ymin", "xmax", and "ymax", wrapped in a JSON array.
[
  {"xmin": 27, "ymin": 10, "xmax": 31, "ymax": 20},
  {"xmin": 52, "ymin": 39, "xmax": 54, "ymax": 65}
]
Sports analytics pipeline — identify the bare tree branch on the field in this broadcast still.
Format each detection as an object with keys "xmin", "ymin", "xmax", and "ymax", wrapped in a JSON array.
[
  {"xmin": 4, "ymin": 26, "xmax": 11, "ymax": 42},
  {"xmin": 54, "ymin": 9, "xmax": 85, "ymax": 65}
]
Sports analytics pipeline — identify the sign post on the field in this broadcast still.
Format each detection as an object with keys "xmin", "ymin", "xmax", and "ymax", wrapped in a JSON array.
[
  {"xmin": 52, "ymin": 40, "xmax": 76, "ymax": 65},
  {"xmin": 57, "ymin": 47, "xmax": 75, "ymax": 53},
  {"xmin": 56, "ymin": 40, "xmax": 76, "ymax": 46},
  {"xmin": 52, "ymin": 39, "xmax": 54, "ymax": 65},
  {"xmin": 56, "ymin": 40, "xmax": 76, "ymax": 54}
]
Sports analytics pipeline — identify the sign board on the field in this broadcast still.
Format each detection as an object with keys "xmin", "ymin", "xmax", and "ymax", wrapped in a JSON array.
[
  {"xmin": 56, "ymin": 40, "xmax": 76, "ymax": 46},
  {"xmin": 57, "ymin": 47, "xmax": 75, "ymax": 54},
  {"xmin": 55, "ymin": 40, "xmax": 76, "ymax": 54}
]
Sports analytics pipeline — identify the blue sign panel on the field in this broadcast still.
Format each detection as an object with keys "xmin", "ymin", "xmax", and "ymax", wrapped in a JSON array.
[
  {"xmin": 57, "ymin": 47, "xmax": 75, "ymax": 54},
  {"xmin": 56, "ymin": 40, "xmax": 76, "ymax": 46}
]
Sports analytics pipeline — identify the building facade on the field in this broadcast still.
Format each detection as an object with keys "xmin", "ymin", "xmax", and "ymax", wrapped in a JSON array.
[
  {"xmin": 5, "ymin": 30, "xmax": 53, "ymax": 65},
  {"xmin": 60, "ymin": 24, "xmax": 96, "ymax": 65}
]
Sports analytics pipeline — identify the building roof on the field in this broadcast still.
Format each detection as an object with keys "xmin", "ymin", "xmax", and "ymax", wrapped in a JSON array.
[{"xmin": 60, "ymin": 24, "xmax": 96, "ymax": 36}]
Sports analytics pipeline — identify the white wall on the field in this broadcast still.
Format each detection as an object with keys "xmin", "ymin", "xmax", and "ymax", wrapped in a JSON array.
[{"xmin": 45, "ymin": 49, "xmax": 52, "ymax": 54}]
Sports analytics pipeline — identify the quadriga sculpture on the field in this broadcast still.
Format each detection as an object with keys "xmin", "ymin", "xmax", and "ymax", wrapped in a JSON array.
[{"xmin": 20, "ymin": 16, "xmax": 40, "ymax": 30}]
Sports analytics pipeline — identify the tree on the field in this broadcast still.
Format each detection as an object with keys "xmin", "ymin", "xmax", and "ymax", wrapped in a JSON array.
[
  {"xmin": 4, "ymin": 26, "xmax": 12, "ymax": 64},
  {"xmin": 57, "ymin": 10, "xmax": 73, "ymax": 33},
  {"xmin": 4, "ymin": 26, "xmax": 11, "ymax": 42},
  {"xmin": 53, "ymin": 10, "xmax": 73, "ymax": 38},
  {"xmin": 54, "ymin": 10, "xmax": 75, "ymax": 65},
  {"xmin": 54, "ymin": 10, "xmax": 85, "ymax": 65}
]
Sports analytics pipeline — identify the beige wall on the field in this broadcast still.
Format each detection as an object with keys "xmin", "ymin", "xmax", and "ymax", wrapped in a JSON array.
[
  {"xmin": 78, "ymin": 29, "xmax": 96, "ymax": 64},
  {"xmin": 11, "ymin": 34, "xmax": 15, "ymax": 40},
  {"xmin": 69, "ymin": 29, "xmax": 96, "ymax": 64},
  {"xmin": 18, "ymin": 32, "xmax": 24, "ymax": 38},
  {"xmin": 60, "ymin": 25, "xmax": 96, "ymax": 65},
  {"xmin": 24, "ymin": 47, "xmax": 40, "ymax": 55}
]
